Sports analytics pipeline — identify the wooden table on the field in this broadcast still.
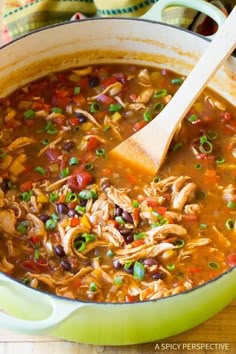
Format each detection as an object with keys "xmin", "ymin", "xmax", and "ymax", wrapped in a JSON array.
[{"xmin": 0, "ymin": 300, "xmax": 235, "ymax": 354}]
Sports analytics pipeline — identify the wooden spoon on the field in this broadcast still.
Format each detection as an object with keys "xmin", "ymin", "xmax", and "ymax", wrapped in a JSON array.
[{"xmin": 110, "ymin": 6, "xmax": 236, "ymax": 175}]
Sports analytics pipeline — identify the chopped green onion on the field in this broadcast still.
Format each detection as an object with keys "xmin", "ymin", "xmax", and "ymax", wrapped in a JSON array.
[
  {"xmin": 154, "ymin": 89, "xmax": 167, "ymax": 98},
  {"xmin": 195, "ymin": 163, "xmax": 202, "ymax": 170},
  {"xmin": 199, "ymin": 136, "xmax": 213, "ymax": 154},
  {"xmin": 207, "ymin": 130, "xmax": 218, "ymax": 140},
  {"xmin": 167, "ymin": 264, "xmax": 175, "ymax": 271},
  {"xmin": 34, "ymin": 247, "xmax": 40, "ymax": 260},
  {"xmin": 82, "ymin": 233, "xmax": 96, "ymax": 243},
  {"xmin": 188, "ymin": 114, "xmax": 198, "ymax": 123},
  {"xmin": 174, "ymin": 239, "xmax": 185, "ymax": 248},
  {"xmin": 153, "ymin": 102, "xmax": 164, "ymax": 113},
  {"xmin": 134, "ymin": 232, "xmax": 146, "ymax": 240},
  {"xmin": 106, "ymin": 249, "xmax": 114, "ymax": 257},
  {"xmin": 69, "ymin": 157, "xmax": 79, "ymax": 166},
  {"xmin": 225, "ymin": 219, "xmax": 235, "ymax": 230},
  {"xmin": 216, "ymin": 158, "xmax": 225, "ymax": 165},
  {"xmin": 41, "ymin": 138, "xmax": 50, "ymax": 146},
  {"xmin": 45, "ymin": 219, "xmax": 57, "ymax": 230},
  {"xmin": 132, "ymin": 200, "xmax": 140, "ymax": 208},
  {"xmin": 35, "ymin": 166, "xmax": 46, "ymax": 175},
  {"xmin": 65, "ymin": 192, "xmax": 78, "ymax": 203},
  {"xmin": 60, "ymin": 167, "xmax": 70, "ymax": 178},
  {"xmin": 124, "ymin": 260, "xmax": 133, "ymax": 270},
  {"xmin": 172, "ymin": 142, "xmax": 183, "ymax": 151},
  {"xmin": 153, "ymin": 176, "xmax": 161, "ymax": 183},
  {"xmin": 24, "ymin": 109, "xmax": 35, "ymax": 119},
  {"xmin": 89, "ymin": 282, "xmax": 98, "ymax": 292},
  {"xmin": 200, "ymin": 223, "xmax": 207, "ymax": 230},
  {"xmin": 90, "ymin": 102, "xmax": 101, "ymax": 113},
  {"xmin": 196, "ymin": 190, "xmax": 206, "ymax": 200},
  {"xmin": 51, "ymin": 213, "xmax": 59, "ymax": 222},
  {"xmin": 74, "ymin": 239, "xmax": 86, "ymax": 252},
  {"xmin": 171, "ymin": 77, "xmax": 184, "ymax": 85},
  {"xmin": 95, "ymin": 148, "xmax": 107, "ymax": 159},
  {"xmin": 114, "ymin": 276, "xmax": 123, "ymax": 286},
  {"xmin": 0, "ymin": 148, "xmax": 7, "ymax": 158},
  {"xmin": 79, "ymin": 190, "xmax": 97, "ymax": 200},
  {"xmin": 227, "ymin": 201, "xmax": 236, "ymax": 209},
  {"xmin": 51, "ymin": 107, "xmax": 63, "ymax": 114},
  {"xmin": 49, "ymin": 192, "xmax": 58, "ymax": 202},
  {"xmin": 74, "ymin": 86, "xmax": 81, "ymax": 95},
  {"xmin": 143, "ymin": 110, "xmax": 152, "ymax": 122},
  {"xmin": 115, "ymin": 216, "xmax": 126, "ymax": 224},
  {"xmin": 20, "ymin": 190, "xmax": 32, "ymax": 202},
  {"xmin": 109, "ymin": 103, "xmax": 122, "ymax": 112},
  {"xmin": 75, "ymin": 205, "xmax": 86, "ymax": 214},
  {"xmin": 17, "ymin": 223, "xmax": 27, "ymax": 233},
  {"xmin": 133, "ymin": 261, "xmax": 145, "ymax": 281},
  {"xmin": 208, "ymin": 261, "xmax": 220, "ymax": 269},
  {"xmin": 103, "ymin": 124, "xmax": 111, "ymax": 132},
  {"xmin": 22, "ymin": 277, "xmax": 30, "ymax": 285},
  {"xmin": 85, "ymin": 163, "xmax": 94, "ymax": 171}
]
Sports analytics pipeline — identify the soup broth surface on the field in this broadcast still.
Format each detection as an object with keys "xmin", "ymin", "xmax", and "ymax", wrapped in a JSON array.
[{"xmin": 0, "ymin": 64, "xmax": 235, "ymax": 302}]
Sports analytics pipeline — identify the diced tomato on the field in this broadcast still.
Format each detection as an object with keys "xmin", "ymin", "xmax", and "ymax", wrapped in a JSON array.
[
  {"xmin": 126, "ymin": 174, "xmax": 137, "ymax": 184},
  {"xmin": 73, "ymin": 93, "xmax": 86, "ymax": 107},
  {"xmin": 30, "ymin": 235, "xmax": 40, "ymax": 245},
  {"xmin": 20, "ymin": 180, "xmax": 33, "ymax": 192},
  {"xmin": 45, "ymin": 148, "xmax": 60, "ymax": 162},
  {"xmin": 53, "ymin": 116, "xmax": 65, "ymax": 126},
  {"xmin": 182, "ymin": 214, "xmax": 198, "ymax": 222},
  {"xmin": 204, "ymin": 169, "xmax": 219, "ymax": 184},
  {"xmin": 85, "ymin": 137, "xmax": 99, "ymax": 151},
  {"xmin": 79, "ymin": 77, "xmax": 89, "ymax": 89},
  {"xmin": 21, "ymin": 260, "xmax": 39, "ymax": 272},
  {"xmin": 71, "ymin": 217, "xmax": 80, "ymax": 227},
  {"xmin": 125, "ymin": 294, "xmax": 136, "ymax": 303},
  {"xmin": 132, "ymin": 239, "xmax": 145, "ymax": 247},
  {"xmin": 97, "ymin": 94, "xmax": 115, "ymax": 105},
  {"xmin": 68, "ymin": 170, "xmax": 92, "ymax": 191},
  {"xmin": 146, "ymin": 199, "xmax": 159, "ymax": 208},
  {"xmin": 69, "ymin": 117, "xmax": 80, "ymax": 126},
  {"xmin": 133, "ymin": 121, "xmax": 147, "ymax": 132},
  {"xmin": 94, "ymin": 111, "xmax": 106, "ymax": 121},
  {"xmin": 55, "ymin": 89, "xmax": 69, "ymax": 98},
  {"xmin": 108, "ymin": 219, "xmax": 119, "ymax": 229},
  {"xmin": 101, "ymin": 76, "xmax": 117, "ymax": 88},
  {"xmin": 188, "ymin": 266, "xmax": 201, "ymax": 273},
  {"xmin": 227, "ymin": 253, "xmax": 236, "ymax": 267}
]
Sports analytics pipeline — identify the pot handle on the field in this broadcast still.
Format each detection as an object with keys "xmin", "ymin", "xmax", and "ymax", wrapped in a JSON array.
[
  {"xmin": 0, "ymin": 274, "xmax": 82, "ymax": 334},
  {"xmin": 142, "ymin": 0, "xmax": 227, "ymax": 37}
]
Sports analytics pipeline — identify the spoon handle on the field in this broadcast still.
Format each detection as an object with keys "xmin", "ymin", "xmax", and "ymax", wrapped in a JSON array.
[{"xmin": 112, "ymin": 6, "xmax": 236, "ymax": 174}]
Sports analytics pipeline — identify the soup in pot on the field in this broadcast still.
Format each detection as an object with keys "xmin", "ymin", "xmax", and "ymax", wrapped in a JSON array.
[{"xmin": 0, "ymin": 64, "xmax": 235, "ymax": 302}]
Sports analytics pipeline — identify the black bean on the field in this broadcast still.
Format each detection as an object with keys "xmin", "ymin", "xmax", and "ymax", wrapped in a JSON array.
[
  {"xmin": 39, "ymin": 214, "xmax": 50, "ymax": 223},
  {"xmin": 62, "ymin": 141, "xmax": 75, "ymax": 152},
  {"xmin": 124, "ymin": 264, "xmax": 134, "ymax": 274},
  {"xmin": 61, "ymin": 260, "xmax": 71, "ymax": 271},
  {"xmin": 89, "ymin": 76, "xmax": 100, "ymax": 87},
  {"xmin": 113, "ymin": 259, "xmax": 122, "ymax": 269},
  {"xmin": 124, "ymin": 234, "xmax": 134, "ymax": 244},
  {"xmin": 74, "ymin": 112, "xmax": 87, "ymax": 123},
  {"xmin": 80, "ymin": 199, "xmax": 88, "ymax": 207},
  {"xmin": 143, "ymin": 257, "xmax": 158, "ymax": 266},
  {"xmin": 122, "ymin": 211, "xmax": 133, "ymax": 224},
  {"xmin": 119, "ymin": 227, "xmax": 131, "ymax": 236},
  {"xmin": 152, "ymin": 272, "xmax": 166, "ymax": 280},
  {"xmin": 56, "ymin": 203, "xmax": 69, "ymax": 214},
  {"xmin": 67, "ymin": 208, "xmax": 78, "ymax": 217},
  {"xmin": 1, "ymin": 178, "xmax": 11, "ymax": 192},
  {"xmin": 115, "ymin": 206, "xmax": 123, "ymax": 217},
  {"xmin": 54, "ymin": 244, "xmax": 65, "ymax": 257}
]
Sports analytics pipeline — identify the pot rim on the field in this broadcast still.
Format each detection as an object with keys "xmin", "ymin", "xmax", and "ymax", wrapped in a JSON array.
[{"xmin": 0, "ymin": 16, "xmax": 235, "ymax": 307}]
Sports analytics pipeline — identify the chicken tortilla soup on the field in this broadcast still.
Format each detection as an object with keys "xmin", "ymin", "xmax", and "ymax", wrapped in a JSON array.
[{"xmin": 0, "ymin": 64, "xmax": 235, "ymax": 303}]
